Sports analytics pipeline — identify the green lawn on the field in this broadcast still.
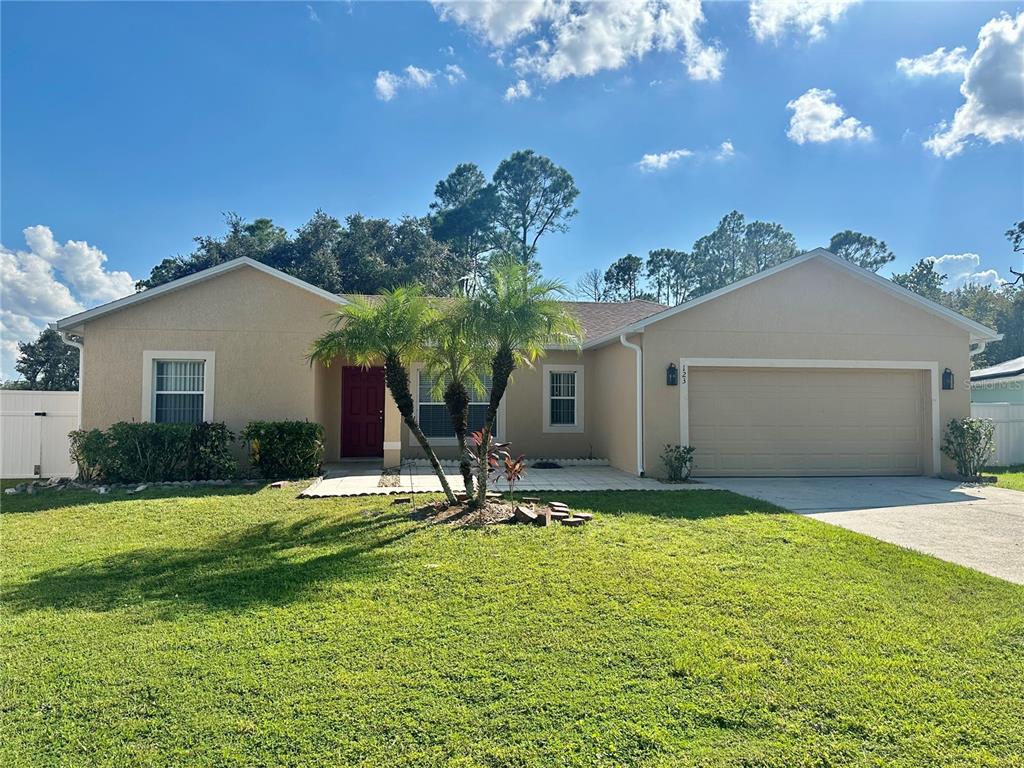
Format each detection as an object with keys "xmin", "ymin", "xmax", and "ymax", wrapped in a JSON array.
[
  {"xmin": 987, "ymin": 465, "xmax": 1024, "ymax": 491},
  {"xmin": 2, "ymin": 486, "xmax": 1022, "ymax": 767}
]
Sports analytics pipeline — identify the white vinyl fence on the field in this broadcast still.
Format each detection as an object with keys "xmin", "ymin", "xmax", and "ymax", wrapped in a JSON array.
[
  {"xmin": 971, "ymin": 402, "xmax": 1024, "ymax": 467},
  {"xmin": 0, "ymin": 390, "xmax": 79, "ymax": 479}
]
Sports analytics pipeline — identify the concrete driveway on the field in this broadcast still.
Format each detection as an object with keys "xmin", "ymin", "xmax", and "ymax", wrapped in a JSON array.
[{"xmin": 711, "ymin": 477, "xmax": 1024, "ymax": 584}]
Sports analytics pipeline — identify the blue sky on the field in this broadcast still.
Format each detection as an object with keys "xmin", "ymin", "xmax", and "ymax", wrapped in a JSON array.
[{"xmin": 2, "ymin": 1, "xmax": 1022, "ymax": 375}]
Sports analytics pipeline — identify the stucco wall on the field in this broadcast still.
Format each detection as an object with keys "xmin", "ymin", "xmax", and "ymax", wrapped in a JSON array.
[
  {"xmin": 639, "ymin": 257, "xmax": 973, "ymax": 477},
  {"xmin": 587, "ymin": 339, "xmax": 639, "ymax": 473},
  {"xmin": 79, "ymin": 266, "xmax": 343, "ymax": 446}
]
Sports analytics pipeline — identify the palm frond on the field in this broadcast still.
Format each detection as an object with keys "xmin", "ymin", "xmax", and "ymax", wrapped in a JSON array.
[{"xmin": 308, "ymin": 286, "xmax": 437, "ymax": 368}]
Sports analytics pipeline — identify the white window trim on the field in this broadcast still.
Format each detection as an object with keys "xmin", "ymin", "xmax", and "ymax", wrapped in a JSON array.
[
  {"xmin": 142, "ymin": 351, "xmax": 216, "ymax": 423},
  {"xmin": 677, "ymin": 358, "xmax": 941, "ymax": 476},
  {"xmin": 543, "ymin": 364, "xmax": 584, "ymax": 433},
  {"xmin": 408, "ymin": 363, "xmax": 505, "ymax": 447}
]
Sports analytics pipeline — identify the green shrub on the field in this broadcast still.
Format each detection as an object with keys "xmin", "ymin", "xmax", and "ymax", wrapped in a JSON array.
[
  {"xmin": 661, "ymin": 444, "xmax": 696, "ymax": 482},
  {"xmin": 68, "ymin": 422, "xmax": 237, "ymax": 483},
  {"xmin": 105, "ymin": 422, "xmax": 191, "ymax": 483},
  {"xmin": 241, "ymin": 421, "xmax": 324, "ymax": 479},
  {"xmin": 187, "ymin": 421, "xmax": 237, "ymax": 480},
  {"xmin": 941, "ymin": 417, "xmax": 995, "ymax": 479},
  {"xmin": 69, "ymin": 428, "xmax": 110, "ymax": 483}
]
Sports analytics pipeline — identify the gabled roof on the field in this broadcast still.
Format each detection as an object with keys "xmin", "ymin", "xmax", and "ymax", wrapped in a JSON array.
[
  {"xmin": 54, "ymin": 257, "xmax": 347, "ymax": 330},
  {"xmin": 340, "ymin": 293, "xmax": 664, "ymax": 343},
  {"xmin": 971, "ymin": 355, "xmax": 1024, "ymax": 381},
  {"xmin": 583, "ymin": 248, "xmax": 1002, "ymax": 348}
]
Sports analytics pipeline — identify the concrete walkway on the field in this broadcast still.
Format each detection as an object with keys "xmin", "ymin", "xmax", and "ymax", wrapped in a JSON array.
[
  {"xmin": 712, "ymin": 476, "xmax": 1024, "ymax": 584},
  {"xmin": 301, "ymin": 463, "xmax": 715, "ymax": 497}
]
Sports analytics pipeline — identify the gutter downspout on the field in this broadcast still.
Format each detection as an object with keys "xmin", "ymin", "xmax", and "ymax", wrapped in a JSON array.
[
  {"xmin": 619, "ymin": 334, "xmax": 644, "ymax": 476},
  {"xmin": 52, "ymin": 325, "xmax": 83, "ymax": 428},
  {"xmin": 969, "ymin": 340, "xmax": 988, "ymax": 358}
]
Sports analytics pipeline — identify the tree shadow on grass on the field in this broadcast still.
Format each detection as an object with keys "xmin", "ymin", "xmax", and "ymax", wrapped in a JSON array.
[
  {"xmin": 0, "ymin": 485, "xmax": 267, "ymax": 515},
  {"xmin": 3, "ymin": 510, "xmax": 417, "ymax": 617},
  {"xmin": 512, "ymin": 490, "xmax": 787, "ymax": 521}
]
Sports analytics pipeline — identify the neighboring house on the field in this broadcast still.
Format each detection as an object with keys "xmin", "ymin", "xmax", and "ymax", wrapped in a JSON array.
[
  {"xmin": 970, "ymin": 356, "xmax": 1024, "ymax": 405},
  {"xmin": 971, "ymin": 356, "xmax": 1024, "ymax": 467},
  {"xmin": 52, "ymin": 249, "xmax": 1000, "ymax": 478}
]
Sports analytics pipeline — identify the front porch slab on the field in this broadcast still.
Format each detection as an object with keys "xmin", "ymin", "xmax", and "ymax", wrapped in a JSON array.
[{"xmin": 301, "ymin": 463, "xmax": 715, "ymax": 497}]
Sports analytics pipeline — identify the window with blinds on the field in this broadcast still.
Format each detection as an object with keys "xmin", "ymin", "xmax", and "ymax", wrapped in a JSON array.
[
  {"xmin": 418, "ymin": 371, "xmax": 494, "ymax": 439},
  {"xmin": 153, "ymin": 360, "xmax": 205, "ymax": 424},
  {"xmin": 549, "ymin": 370, "xmax": 576, "ymax": 425}
]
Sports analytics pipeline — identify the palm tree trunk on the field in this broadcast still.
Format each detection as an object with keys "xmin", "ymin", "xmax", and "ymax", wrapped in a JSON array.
[
  {"xmin": 475, "ymin": 345, "xmax": 515, "ymax": 506},
  {"xmin": 383, "ymin": 353, "xmax": 457, "ymax": 505},
  {"xmin": 443, "ymin": 381, "xmax": 474, "ymax": 497}
]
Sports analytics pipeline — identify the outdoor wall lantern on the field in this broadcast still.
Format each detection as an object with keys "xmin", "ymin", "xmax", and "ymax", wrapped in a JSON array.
[
  {"xmin": 942, "ymin": 368, "xmax": 954, "ymax": 390},
  {"xmin": 666, "ymin": 363, "xmax": 678, "ymax": 386}
]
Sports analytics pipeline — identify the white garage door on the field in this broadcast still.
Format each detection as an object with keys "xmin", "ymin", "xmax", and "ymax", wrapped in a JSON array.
[{"xmin": 689, "ymin": 367, "xmax": 928, "ymax": 476}]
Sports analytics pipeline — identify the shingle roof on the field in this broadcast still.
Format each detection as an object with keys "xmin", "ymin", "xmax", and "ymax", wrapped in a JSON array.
[
  {"xmin": 567, "ymin": 300, "xmax": 665, "ymax": 341},
  {"xmin": 340, "ymin": 294, "xmax": 665, "ymax": 343}
]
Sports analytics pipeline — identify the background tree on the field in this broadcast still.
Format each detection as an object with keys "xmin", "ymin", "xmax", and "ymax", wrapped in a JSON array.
[
  {"xmin": 743, "ymin": 220, "xmax": 798, "ymax": 273},
  {"xmin": 574, "ymin": 268, "xmax": 606, "ymax": 301},
  {"xmin": 692, "ymin": 211, "xmax": 747, "ymax": 292},
  {"xmin": 891, "ymin": 259, "xmax": 947, "ymax": 303},
  {"xmin": 667, "ymin": 249, "xmax": 699, "ymax": 304},
  {"xmin": 308, "ymin": 287, "xmax": 457, "ymax": 504},
  {"xmin": 604, "ymin": 254, "xmax": 644, "ymax": 300},
  {"xmin": 492, "ymin": 150, "xmax": 579, "ymax": 265},
  {"xmin": 468, "ymin": 257, "xmax": 581, "ymax": 506},
  {"xmin": 645, "ymin": 249, "xmax": 674, "ymax": 304},
  {"xmin": 829, "ymin": 230, "xmax": 896, "ymax": 272},
  {"xmin": 429, "ymin": 163, "xmax": 499, "ymax": 291},
  {"xmin": 270, "ymin": 210, "xmax": 344, "ymax": 292},
  {"xmin": 7, "ymin": 329, "xmax": 79, "ymax": 390}
]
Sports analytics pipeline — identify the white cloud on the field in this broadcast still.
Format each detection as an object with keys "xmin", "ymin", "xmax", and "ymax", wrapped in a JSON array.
[
  {"xmin": 433, "ymin": 0, "xmax": 724, "ymax": 85},
  {"xmin": 504, "ymin": 79, "xmax": 532, "ymax": 101},
  {"xmin": 444, "ymin": 64, "xmax": 466, "ymax": 84},
  {"xmin": 638, "ymin": 148, "xmax": 694, "ymax": 172},
  {"xmin": 896, "ymin": 46, "xmax": 968, "ymax": 77},
  {"xmin": 928, "ymin": 253, "xmax": 1003, "ymax": 289},
  {"xmin": 923, "ymin": 12, "xmax": 1024, "ymax": 158},
  {"xmin": 786, "ymin": 87, "xmax": 873, "ymax": 144},
  {"xmin": 0, "ymin": 226, "xmax": 135, "ymax": 379},
  {"xmin": 715, "ymin": 139, "xmax": 735, "ymax": 160},
  {"xmin": 306, "ymin": 4, "xmax": 320, "ymax": 24},
  {"xmin": 375, "ymin": 71, "xmax": 402, "ymax": 101},
  {"xmin": 749, "ymin": 0, "xmax": 860, "ymax": 42},
  {"xmin": 404, "ymin": 65, "xmax": 435, "ymax": 88},
  {"xmin": 375, "ymin": 64, "xmax": 466, "ymax": 101},
  {"xmin": 441, "ymin": 45, "xmax": 456, "ymax": 56}
]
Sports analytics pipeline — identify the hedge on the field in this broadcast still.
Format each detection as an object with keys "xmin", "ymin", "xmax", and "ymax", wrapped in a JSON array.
[
  {"xmin": 69, "ymin": 421, "xmax": 236, "ymax": 483},
  {"xmin": 241, "ymin": 421, "xmax": 324, "ymax": 479}
]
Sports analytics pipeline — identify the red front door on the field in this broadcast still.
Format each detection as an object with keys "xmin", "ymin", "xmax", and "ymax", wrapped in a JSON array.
[{"xmin": 341, "ymin": 366, "xmax": 385, "ymax": 457}]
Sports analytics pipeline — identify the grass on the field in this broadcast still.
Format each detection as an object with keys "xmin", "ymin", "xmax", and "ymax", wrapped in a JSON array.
[
  {"xmin": 987, "ymin": 465, "xmax": 1024, "ymax": 491},
  {"xmin": 2, "ymin": 485, "xmax": 1022, "ymax": 767}
]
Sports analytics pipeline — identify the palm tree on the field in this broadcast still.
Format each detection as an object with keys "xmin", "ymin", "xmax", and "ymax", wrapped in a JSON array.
[
  {"xmin": 469, "ymin": 256, "xmax": 582, "ymax": 506},
  {"xmin": 309, "ymin": 286, "xmax": 457, "ymax": 505},
  {"xmin": 423, "ymin": 298, "xmax": 490, "ymax": 497}
]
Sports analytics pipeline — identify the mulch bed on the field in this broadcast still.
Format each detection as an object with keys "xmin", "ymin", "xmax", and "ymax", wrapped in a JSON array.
[{"xmin": 411, "ymin": 498, "xmax": 592, "ymax": 529}]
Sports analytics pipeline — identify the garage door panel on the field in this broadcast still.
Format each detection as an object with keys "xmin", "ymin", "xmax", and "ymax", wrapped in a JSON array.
[{"xmin": 689, "ymin": 367, "xmax": 927, "ymax": 476}]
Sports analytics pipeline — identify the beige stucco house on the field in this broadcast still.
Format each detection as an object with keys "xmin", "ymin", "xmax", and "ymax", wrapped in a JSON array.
[{"xmin": 53, "ymin": 248, "xmax": 1000, "ymax": 478}]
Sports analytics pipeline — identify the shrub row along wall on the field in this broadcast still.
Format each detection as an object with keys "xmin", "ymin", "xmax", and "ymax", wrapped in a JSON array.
[{"xmin": 70, "ymin": 421, "xmax": 324, "ymax": 483}]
